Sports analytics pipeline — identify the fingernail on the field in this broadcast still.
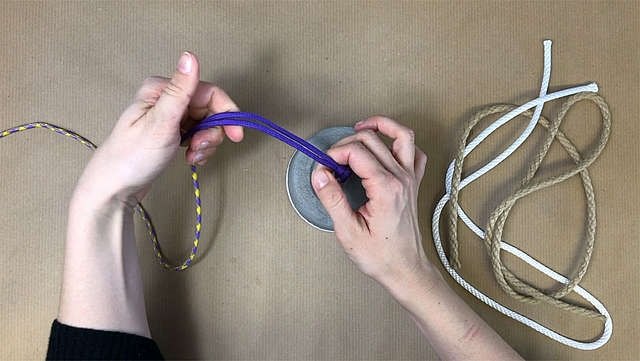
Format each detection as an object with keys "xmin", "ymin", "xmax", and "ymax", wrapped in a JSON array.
[
  {"xmin": 193, "ymin": 152, "xmax": 205, "ymax": 164},
  {"xmin": 198, "ymin": 141, "xmax": 210, "ymax": 151},
  {"xmin": 178, "ymin": 52, "xmax": 192, "ymax": 74},
  {"xmin": 313, "ymin": 169, "xmax": 329, "ymax": 190}
]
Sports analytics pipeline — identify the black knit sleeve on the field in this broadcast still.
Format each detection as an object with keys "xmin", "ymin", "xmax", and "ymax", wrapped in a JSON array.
[{"xmin": 46, "ymin": 319, "xmax": 164, "ymax": 360}]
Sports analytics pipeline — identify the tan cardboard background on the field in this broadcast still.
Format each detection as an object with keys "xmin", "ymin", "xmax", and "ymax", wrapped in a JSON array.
[{"xmin": 1, "ymin": 1, "xmax": 638, "ymax": 360}]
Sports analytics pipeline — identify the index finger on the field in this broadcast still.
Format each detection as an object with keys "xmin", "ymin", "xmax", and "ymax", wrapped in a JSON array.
[
  {"xmin": 354, "ymin": 116, "xmax": 415, "ymax": 172},
  {"xmin": 187, "ymin": 82, "xmax": 244, "ymax": 143},
  {"xmin": 325, "ymin": 142, "xmax": 391, "ymax": 188}
]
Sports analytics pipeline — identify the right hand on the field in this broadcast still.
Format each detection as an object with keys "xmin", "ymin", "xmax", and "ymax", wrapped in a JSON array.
[{"xmin": 311, "ymin": 116, "xmax": 429, "ymax": 289}]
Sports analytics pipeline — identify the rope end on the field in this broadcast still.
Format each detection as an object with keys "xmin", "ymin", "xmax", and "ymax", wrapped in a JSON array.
[{"xmin": 334, "ymin": 165, "xmax": 352, "ymax": 183}]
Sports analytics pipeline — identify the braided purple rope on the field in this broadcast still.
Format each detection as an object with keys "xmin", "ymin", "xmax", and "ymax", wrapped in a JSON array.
[{"xmin": 181, "ymin": 112, "xmax": 352, "ymax": 183}]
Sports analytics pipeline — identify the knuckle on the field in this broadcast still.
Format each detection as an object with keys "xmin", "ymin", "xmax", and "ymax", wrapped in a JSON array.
[
  {"xmin": 385, "ymin": 175, "xmax": 404, "ymax": 194},
  {"xmin": 399, "ymin": 172, "xmax": 414, "ymax": 188},
  {"xmin": 405, "ymin": 129, "xmax": 416, "ymax": 143},
  {"xmin": 388, "ymin": 173, "xmax": 415, "ymax": 196},
  {"xmin": 374, "ymin": 115, "xmax": 401, "ymax": 128},
  {"xmin": 211, "ymin": 132, "xmax": 225, "ymax": 146},
  {"xmin": 335, "ymin": 134, "xmax": 359, "ymax": 148},
  {"xmin": 136, "ymin": 77, "xmax": 164, "ymax": 104},
  {"xmin": 142, "ymin": 76, "xmax": 163, "ymax": 87},
  {"xmin": 358, "ymin": 129, "xmax": 376, "ymax": 138},
  {"xmin": 351, "ymin": 141, "xmax": 367, "ymax": 153},
  {"xmin": 137, "ymin": 95, "xmax": 156, "ymax": 108},
  {"xmin": 418, "ymin": 150, "xmax": 428, "ymax": 166},
  {"xmin": 357, "ymin": 129, "xmax": 377, "ymax": 143},
  {"xmin": 208, "ymin": 85, "xmax": 222, "ymax": 95},
  {"xmin": 163, "ymin": 79, "xmax": 190, "ymax": 98},
  {"xmin": 369, "ymin": 114, "xmax": 391, "ymax": 123}
]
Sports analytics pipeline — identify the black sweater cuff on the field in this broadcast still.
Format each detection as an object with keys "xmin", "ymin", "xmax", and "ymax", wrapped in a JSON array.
[{"xmin": 46, "ymin": 319, "xmax": 163, "ymax": 360}]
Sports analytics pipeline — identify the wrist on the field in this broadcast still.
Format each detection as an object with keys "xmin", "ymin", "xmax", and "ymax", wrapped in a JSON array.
[
  {"xmin": 73, "ymin": 167, "xmax": 140, "ymax": 207},
  {"xmin": 380, "ymin": 260, "xmax": 446, "ymax": 307},
  {"xmin": 69, "ymin": 180, "xmax": 134, "ymax": 218},
  {"xmin": 74, "ymin": 149, "xmax": 147, "ymax": 208}
]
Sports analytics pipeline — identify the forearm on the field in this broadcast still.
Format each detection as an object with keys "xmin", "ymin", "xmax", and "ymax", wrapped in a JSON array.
[
  {"xmin": 57, "ymin": 183, "xmax": 150, "ymax": 338},
  {"xmin": 384, "ymin": 262, "xmax": 522, "ymax": 360},
  {"xmin": 53, "ymin": 52, "xmax": 232, "ymax": 341}
]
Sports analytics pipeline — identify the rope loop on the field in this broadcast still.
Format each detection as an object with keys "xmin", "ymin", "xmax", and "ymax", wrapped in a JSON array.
[
  {"xmin": 448, "ymin": 92, "xmax": 611, "ymax": 319},
  {"xmin": 432, "ymin": 40, "xmax": 613, "ymax": 349}
]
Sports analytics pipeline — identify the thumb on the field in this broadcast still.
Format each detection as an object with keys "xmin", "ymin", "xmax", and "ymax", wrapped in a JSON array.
[
  {"xmin": 312, "ymin": 167, "xmax": 358, "ymax": 233},
  {"xmin": 153, "ymin": 52, "xmax": 200, "ymax": 129}
]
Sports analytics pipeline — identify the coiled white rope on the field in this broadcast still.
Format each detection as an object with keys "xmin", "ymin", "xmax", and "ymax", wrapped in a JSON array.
[{"xmin": 431, "ymin": 40, "xmax": 612, "ymax": 350}]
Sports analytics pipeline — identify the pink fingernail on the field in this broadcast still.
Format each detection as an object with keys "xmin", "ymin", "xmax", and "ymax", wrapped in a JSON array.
[
  {"xmin": 198, "ymin": 141, "xmax": 210, "ymax": 151},
  {"xmin": 178, "ymin": 52, "xmax": 192, "ymax": 74},
  {"xmin": 313, "ymin": 169, "xmax": 329, "ymax": 189}
]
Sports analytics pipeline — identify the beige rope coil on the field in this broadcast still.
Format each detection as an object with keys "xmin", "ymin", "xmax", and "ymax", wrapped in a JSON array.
[{"xmin": 446, "ymin": 92, "xmax": 611, "ymax": 319}]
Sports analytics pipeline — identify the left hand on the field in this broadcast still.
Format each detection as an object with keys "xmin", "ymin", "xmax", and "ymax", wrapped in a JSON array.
[{"xmin": 75, "ymin": 52, "xmax": 243, "ymax": 205}]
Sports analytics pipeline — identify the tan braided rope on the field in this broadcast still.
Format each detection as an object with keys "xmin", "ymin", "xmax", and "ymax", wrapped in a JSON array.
[{"xmin": 446, "ymin": 92, "xmax": 611, "ymax": 319}]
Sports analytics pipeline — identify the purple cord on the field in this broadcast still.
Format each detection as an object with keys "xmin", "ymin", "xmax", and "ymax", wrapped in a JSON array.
[{"xmin": 181, "ymin": 112, "xmax": 352, "ymax": 183}]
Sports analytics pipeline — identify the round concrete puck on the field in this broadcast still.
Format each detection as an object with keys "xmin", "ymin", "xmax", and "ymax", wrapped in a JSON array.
[{"xmin": 286, "ymin": 126, "xmax": 368, "ymax": 232}]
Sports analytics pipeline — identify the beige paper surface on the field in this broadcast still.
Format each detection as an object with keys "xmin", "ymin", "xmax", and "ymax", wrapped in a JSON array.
[{"xmin": 1, "ymin": 1, "xmax": 638, "ymax": 360}]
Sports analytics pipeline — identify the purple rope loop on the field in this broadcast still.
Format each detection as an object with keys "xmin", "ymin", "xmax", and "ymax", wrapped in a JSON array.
[{"xmin": 181, "ymin": 112, "xmax": 352, "ymax": 183}]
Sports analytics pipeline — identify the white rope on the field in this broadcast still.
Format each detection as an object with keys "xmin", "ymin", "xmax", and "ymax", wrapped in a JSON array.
[{"xmin": 431, "ymin": 40, "xmax": 612, "ymax": 350}]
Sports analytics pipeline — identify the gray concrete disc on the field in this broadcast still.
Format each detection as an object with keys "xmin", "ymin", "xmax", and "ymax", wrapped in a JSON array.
[{"xmin": 286, "ymin": 126, "xmax": 368, "ymax": 232}]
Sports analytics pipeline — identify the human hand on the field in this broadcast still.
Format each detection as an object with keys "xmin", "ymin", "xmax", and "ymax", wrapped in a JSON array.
[
  {"xmin": 75, "ymin": 52, "xmax": 243, "ymax": 205},
  {"xmin": 311, "ymin": 116, "xmax": 429, "ymax": 291},
  {"xmin": 311, "ymin": 118, "xmax": 522, "ymax": 360}
]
